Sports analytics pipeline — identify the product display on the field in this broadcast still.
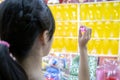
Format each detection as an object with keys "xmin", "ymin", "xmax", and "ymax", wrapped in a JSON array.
[
  {"xmin": 96, "ymin": 60, "xmax": 120, "ymax": 80},
  {"xmin": 45, "ymin": 0, "xmax": 119, "ymax": 3},
  {"xmin": 49, "ymin": 2, "xmax": 120, "ymax": 55},
  {"xmin": 42, "ymin": 1, "xmax": 120, "ymax": 80},
  {"xmin": 98, "ymin": 56, "xmax": 118, "ymax": 66}
]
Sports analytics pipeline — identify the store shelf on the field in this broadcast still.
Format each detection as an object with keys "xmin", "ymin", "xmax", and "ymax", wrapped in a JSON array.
[
  {"xmin": 50, "ymin": 51, "xmax": 79, "ymax": 54},
  {"xmin": 79, "ymin": 20, "xmax": 120, "ymax": 22},
  {"xmin": 54, "ymin": 36, "xmax": 78, "ymax": 38},
  {"xmin": 56, "ymin": 20, "xmax": 120, "ymax": 22},
  {"xmin": 49, "ymin": 52, "xmax": 118, "ymax": 57},
  {"xmin": 48, "ymin": 1, "xmax": 120, "ymax": 5},
  {"xmin": 46, "ymin": 2, "xmax": 120, "ymax": 80},
  {"xmin": 56, "ymin": 20, "xmax": 78, "ymax": 22},
  {"xmin": 79, "ymin": 1, "xmax": 120, "ymax": 4},
  {"xmin": 91, "ymin": 38, "xmax": 120, "ymax": 40},
  {"xmin": 88, "ymin": 54, "xmax": 118, "ymax": 57},
  {"xmin": 49, "ymin": 1, "xmax": 120, "ymax": 57},
  {"xmin": 54, "ymin": 37, "xmax": 120, "ymax": 40}
]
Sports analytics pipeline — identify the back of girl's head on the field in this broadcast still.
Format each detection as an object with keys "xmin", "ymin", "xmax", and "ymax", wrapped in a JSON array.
[
  {"xmin": 0, "ymin": 0, "xmax": 55, "ymax": 59},
  {"xmin": 0, "ymin": 0, "xmax": 55, "ymax": 80}
]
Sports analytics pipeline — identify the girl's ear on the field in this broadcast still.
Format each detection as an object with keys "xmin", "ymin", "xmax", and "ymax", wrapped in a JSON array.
[{"xmin": 39, "ymin": 30, "xmax": 49, "ymax": 45}]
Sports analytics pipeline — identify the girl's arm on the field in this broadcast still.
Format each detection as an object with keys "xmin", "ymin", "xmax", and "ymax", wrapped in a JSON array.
[{"xmin": 78, "ymin": 27, "xmax": 92, "ymax": 80}]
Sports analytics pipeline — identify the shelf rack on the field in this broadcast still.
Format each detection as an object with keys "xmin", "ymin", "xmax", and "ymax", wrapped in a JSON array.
[{"xmin": 49, "ymin": 1, "xmax": 120, "ymax": 57}]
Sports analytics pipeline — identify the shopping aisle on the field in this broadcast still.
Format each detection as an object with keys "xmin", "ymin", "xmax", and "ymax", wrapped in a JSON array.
[{"xmin": 42, "ymin": 1, "xmax": 120, "ymax": 80}]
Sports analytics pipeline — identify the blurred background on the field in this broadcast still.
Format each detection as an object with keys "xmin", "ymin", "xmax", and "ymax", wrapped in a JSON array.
[{"xmin": 43, "ymin": 0, "xmax": 120, "ymax": 80}]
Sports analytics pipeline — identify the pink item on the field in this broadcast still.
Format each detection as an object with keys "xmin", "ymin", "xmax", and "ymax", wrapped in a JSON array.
[
  {"xmin": 80, "ymin": 26, "xmax": 86, "ymax": 32},
  {"xmin": 96, "ymin": 67, "xmax": 107, "ymax": 80},
  {"xmin": 96, "ymin": 60, "xmax": 120, "ymax": 80},
  {"xmin": 0, "ymin": 41, "xmax": 10, "ymax": 48},
  {"xmin": 80, "ymin": 26, "xmax": 86, "ymax": 35}
]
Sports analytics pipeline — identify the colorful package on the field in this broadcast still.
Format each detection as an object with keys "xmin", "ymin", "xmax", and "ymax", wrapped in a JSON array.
[
  {"xmin": 88, "ymin": 56, "xmax": 98, "ymax": 80},
  {"xmin": 96, "ymin": 60, "xmax": 120, "ymax": 80},
  {"xmin": 98, "ymin": 57, "xmax": 118, "ymax": 66}
]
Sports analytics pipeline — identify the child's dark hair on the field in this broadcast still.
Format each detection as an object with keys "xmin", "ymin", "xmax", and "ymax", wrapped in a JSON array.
[{"xmin": 0, "ymin": 0, "xmax": 55, "ymax": 80}]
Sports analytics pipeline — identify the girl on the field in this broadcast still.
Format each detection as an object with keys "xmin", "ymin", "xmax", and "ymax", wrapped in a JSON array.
[{"xmin": 0, "ymin": 0, "xmax": 91, "ymax": 80}]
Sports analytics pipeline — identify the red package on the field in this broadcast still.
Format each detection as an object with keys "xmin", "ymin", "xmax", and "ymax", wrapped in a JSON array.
[
  {"xmin": 96, "ymin": 60, "xmax": 120, "ymax": 80},
  {"xmin": 106, "ymin": 77, "xmax": 116, "ymax": 80},
  {"xmin": 59, "ymin": 0, "xmax": 63, "ymax": 3}
]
